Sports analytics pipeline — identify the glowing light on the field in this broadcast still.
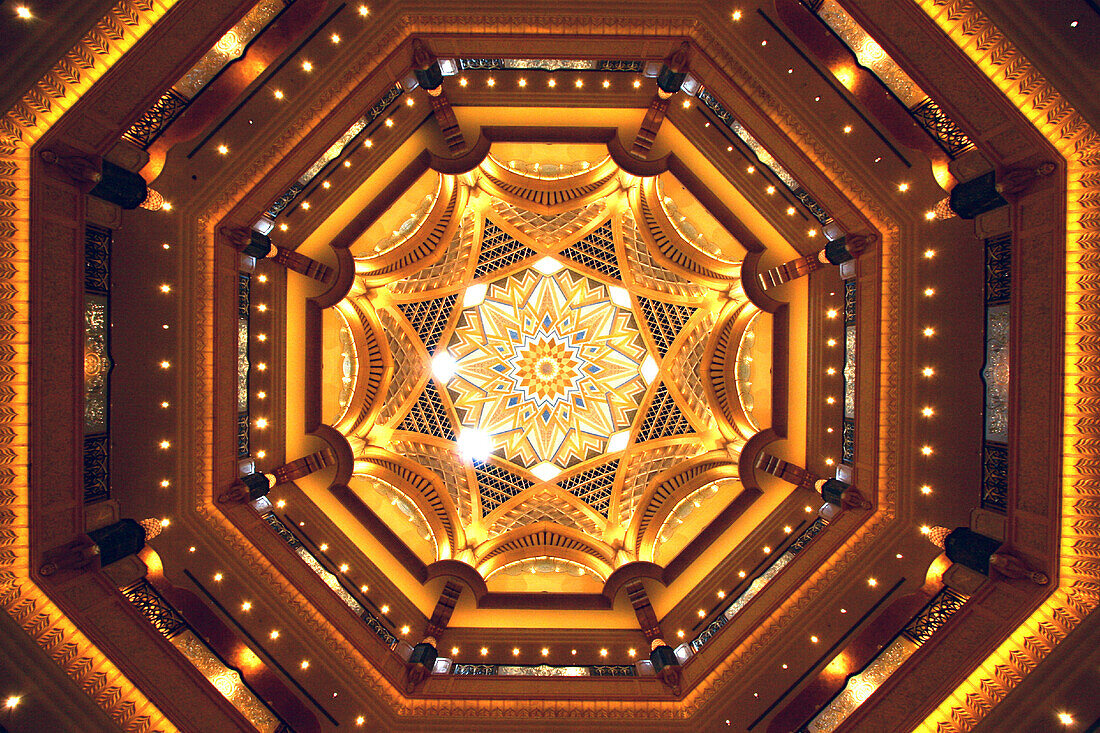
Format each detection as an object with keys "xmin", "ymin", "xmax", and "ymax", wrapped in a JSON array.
[
  {"xmin": 159, "ymin": 440, "xmax": 171, "ymax": 450},
  {"xmin": 384, "ymin": 118, "xmax": 393, "ymax": 127},
  {"xmin": 480, "ymin": 647, "xmax": 488, "ymax": 656},
  {"xmin": 380, "ymin": 605, "xmax": 389, "ymax": 614},
  {"xmin": 763, "ymin": 546, "xmax": 772, "ymax": 554},
  {"xmin": 159, "ymin": 360, "xmax": 170, "ymax": 369},
  {"xmin": 301, "ymin": 60, "xmax": 313, "ymax": 72},
  {"xmin": 924, "ymin": 249, "xmax": 935, "ymax": 259},
  {"xmin": 747, "ymin": 165, "xmax": 755, "ymax": 173},
  {"xmin": 548, "ymin": 78, "xmax": 557, "ymax": 88},
  {"xmin": 599, "ymin": 648, "xmax": 608, "ymax": 657},
  {"xmin": 512, "ymin": 648, "xmax": 520, "ymax": 656},
  {"xmin": 530, "ymin": 462, "xmax": 562, "ymax": 481},
  {"xmin": 826, "ymin": 309, "xmax": 838, "ymax": 318},
  {"xmin": 541, "ymin": 647, "xmax": 549, "ymax": 656},
  {"xmin": 364, "ymin": 139, "xmax": 373, "ymax": 148},
  {"xmin": 356, "ymin": 716, "xmax": 365, "ymax": 726},
  {"xmin": 256, "ymin": 363, "xmax": 267, "ymax": 371},
  {"xmin": 810, "ymin": 636, "xmax": 818, "ymax": 643},
  {"xmin": 339, "ymin": 563, "xmax": 349, "ymax": 573},
  {"xmin": 15, "ymin": 7, "xmax": 31, "ymax": 19},
  {"xmin": 732, "ymin": 9, "xmax": 742, "ymax": 20},
  {"xmin": 241, "ymin": 601, "xmax": 252, "ymax": 611},
  {"xmin": 697, "ymin": 609, "xmax": 706, "ymax": 618},
  {"xmin": 257, "ymin": 391, "xmax": 267, "ymax": 399},
  {"xmin": 921, "ymin": 367, "xmax": 935, "ymax": 377},
  {"xmin": 575, "ymin": 79, "xmax": 583, "ymax": 88},
  {"xmin": 459, "ymin": 77, "xmax": 468, "ymax": 87},
  {"xmin": 330, "ymin": 33, "xmax": 340, "ymax": 44},
  {"xmin": 254, "ymin": 449, "xmax": 265, "ymax": 459},
  {"xmin": 921, "ymin": 445, "xmax": 933, "ymax": 456},
  {"xmin": 766, "ymin": 186, "xmax": 776, "ymax": 194},
  {"xmin": 213, "ymin": 573, "xmax": 223, "ymax": 581},
  {"xmin": 922, "ymin": 327, "xmax": 935, "ymax": 337},
  {"xmin": 602, "ymin": 79, "xmax": 610, "ymax": 88},
  {"xmin": 269, "ymin": 630, "xmax": 279, "ymax": 640},
  {"xmin": 160, "ymin": 479, "xmax": 169, "ymax": 487},
  {"xmin": 161, "ymin": 201, "xmax": 172, "ymax": 211},
  {"xmin": 867, "ymin": 577, "xmax": 878, "ymax": 587},
  {"xmin": 1057, "ymin": 712, "xmax": 1074, "ymax": 725},
  {"xmin": 784, "ymin": 526, "xmax": 792, "ymax": 534},
  {"xmin": 920, "ymin": 485, "xmax": 932, "ymax": 495},
  {"xmin": 924, "ymin": 287, "xmax": 935, "ymax": 297},
  {"xmin": 628, "ymin": 648, "xmax": 636, "ymax": 657},
  {"xmin": 256, "ymin": 303, "xmax": 267, "ymax": 312},
  {"xmin": 717, "ymin": 590, "xmax": 725, "ymax": 598},
  {"xmin": 826, "ymin": 396, "xmax": 836, "ymax": 404},
  {"xmin": 360, "ymin": 585, "xmax": 368, "ymax": 593},
  {"xmin": 921, "ymin": 406, "xmax": 934, "ymax": 417},
  {"xmin": 319, "ymin": 543, "xmax": 329, "ymax": 552},
  {"xmin": 487, "ymin": 77, "xmax": 496, "ymax": 87},
  {"xmin": 827, "ymin": 338, "xmax": 837, "ymax": 347},
  {"xmin": 451, "ymin": 647, "xmax": 459, "ymax": 655},
  {"xmin": 924, "ymin": 210, "xmax": 936, "ymax": 220},
  {"xmin": 274, "ymin": 89, "xmax": 283, "ymax": 100},
  {"xmin": 808, "ymin": 229, "xmax": 817, "ymax": 237},
  {"xmin": 682, "ymin": 99, "xmax": 690, "ymax": 108},
  {"xmin": 738, "ymin": 570, "xmax": 746, "ymax": 578},
  {"xmin": 279, "ymin": 223, "xmax": 288, "ymax": 231},
  {"xmin": 518, "ymin": 78, "xmax": 526, "ymax": 87},
  {"xmin": 677, "ymin": 629, "xmax": 684, "ymax": 638},
  {"xmin": 4, "ymin": 695, "xmax": 20, "ymax": 709},
  {"xmin": 257, "ymin": 334, "xmax": 267, "ymax": 342},
  {"xmin": 300, "ymin": 201, "xmax": 310, "ymax": 210},
  {"xmin": 632, "ymin": 79, "xmax": 641, "ymax": 88},
  {"xmin": 276, "ymin": 499, "xmax": 286, "ymax": 508},
  {"xmin": 843, "ymin": 125, "xmax": 852, "ymax": 134},
  {"xmin": 825, "ymin": 458, "xmax": 835, "ymax": 466},
  {"xmin": 898, "ymin": 182, "xmax": 909, "ymax": 192},
  {"xmin": 160, "ymin": 518, "xmax": 170, "ymax": 527},
  {"xmin": 431, "ymin": 352, "xmax": 457, "ymax": 382},
  {"xmin": 457, "ymin": 428, "xmax": 493, "ymax": 463},
  {"xmin": 400, "ymin": 626, "xmax": 410, "ymax": 635},
  {"xmin": 787, "ymin": 206, "xmax": 796, "ymax": 215},
  {"xmin": 920, "ymin": 525, "xmax": 931, "ymax": 535},
  {"xmin": 254, "ymin": 418, "xmax": 268, "ymax": 429},
  {"xmin": 188, "ymin": 546, "xmax": 196, "ymax": 552},
  {"xmin": 826, "ymin": 367, "xmax": 836, "ymax": 375},
  {"xmin": 358, "ymin": 5, "xmax": 369, "ymax": 15},
  {"xmin": 217, "ymin": 144, "xmax": 228, "ymax": 155}
]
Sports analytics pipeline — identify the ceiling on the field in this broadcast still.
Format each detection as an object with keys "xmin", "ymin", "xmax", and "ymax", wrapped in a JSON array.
[{"xmin": 1, "ymin": 0, "xmax": 1098, "ymax": 731}]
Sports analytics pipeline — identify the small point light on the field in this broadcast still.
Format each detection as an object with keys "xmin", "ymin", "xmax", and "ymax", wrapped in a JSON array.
[
  {"xmin": 920, "ymin": 485, "xmax": 932, "ymax": 495},
  {"xmin": 826, "ymin": 308, "xmax": 838, "ymax": 318},
  {"xmin": 217, "ymin": 144, "xmax": 228, "ymax": 155},
  {"xmin": 274, "ymin": 89, "xmax": 283, "ymax": 100},
  {"xmin": 256, "ymin": 363, "xmax": 267, "ymax": 371},
  {"xmin": 213, "ymin": 572, "xmax": 223, "ymax": 581},
  {"xmin": 548, "ymin": 78, "xmax": 557, "ymax": 88},
  {"xmin": 1058, "ymin": 712, "xmax": 1074, "ymax": 725},
  {"xmin": 15, "ymin": 7, "xmax": 31, "ymax": 20},
  {"xmin": 898, "ymin": 182, "xmax": 909, "ymax": 192},
  {"xmin": 541, "ymin": 647, "xmax": 549, "ymax": 656},
  {"xmin": 924, "ymin": 249, "xmax": 936, "ymax": 259},
  {"xmin": 826, "ymin": 367, "xmax": 836, "ymax": 375},
  {"xmin": 160, "ymin": 479, "xmax": 169, "ymax": 487},
  {"xmin": 677, "ymin": 629, "xmax": 684, "ymax": 638},
  {"xmin": 257, "ymin": 334, "xmax": 267, "ymax": 342},
  {"xmin": 330, "ymin": 33, "xmax": 340, "ymax": 44},
  {"xmin": 159, "ymin": 360, "xmax": 170, "ymax": 369},
  {"xmin": 451, "ymin": 647, "xmax": 459, "ymax": 655},
  {"xmin": 269, "ymin": 629, "xmax": 280, "ymax": 640},
  {"xmin": 257, "ymin": 391, "xmax": 267, "ymax": 399},
  {"xmin": 319, "ymin": 543, "xmax": 329, "ymax": 551},
  {"xmin": 717, "ymin": 590, "xmax": 726, "ymax": 599},
  {"xmin": 786, "ymin": 206, "xmax": 796, "ymax": 215},
  {"xmin": 4, "ymin": 695, "xmax": 20, "ymax": 709},
  {"xmin": 301, "ymin": 60, "xmax": 313, "ymax": 72},
  {"xmin": 732, "ymin": 9, "xmax": 742, "ymax": 20},
  {"xmin": 512, "ymin": 647, "xmax": 520, "ymax": 656},
  {"xmin": 747, "ymin": 165, "xmax": 755, "ymax": 174},
  {"xmin": 825, "ymin": 458, "xmax": 835, "ymax": 466},
  {"xmin": 480, "ymin": 647, "xmax": 488, "ymax": 656},
  {"xmin": 922, "ymin": 367, "xmax": 935, "ymax": 377},
  {"xmin": 921, "ymin": 525, "xmax": 932, "ymax": 535},
  {"xmin": 364, "ymin": 139, "xmax": 373, "ymax": 148},
  {"xmin": 826, "ymin": 396, "xmax": 836, "ymax": 404},
  {"xmin": 633, "ymin": 79, "xmax": 641, "ymax": 88},
  {"xmin": 358, "ymin": 4, "xmax": 369, "ymax": 15},
  {"xmin": 921, "ymin": 406, "xmax": 934, "ymax": 417},
  {"xmin": 276, "ymin": 499, "xmax": 286, "ymax": 508},
  {"xmin": 518, "ymin": 78, "xmax": 526, "ymax": 87},
  {"xmin": 763, "ymin": 545, "xmax": 772, "ymax": 554},
  {"xmin": 922, "ymin": 327, "xmax": 935, "ymax": 337},
  {"xmin": 162, "ymin": 243, "xmax": 171, "ymax": 249},
  {"xmin": 486, "ymin": 77, "xmax": 495, "ymax": 87},
  {"xmin": 241, "ymin": 601, "xmax": 252, "ymax": 611},
  {"xmin": 599, "ymin": 648, "xmax": 608, "ymax": 657},
  {"xmin": 697, "ymin": 609, "xmax": 706, "ymax": 618},
  {"xmin": 602, "ymin": 79, "xmax": 610, "ymax": 88},
  {"xmin": 400, "ymin": 625, "xmax": 410, "ymax": 635},
  {"xmin": 459, "ymin": 77, "xmax": 468, "ymax": 87},
  {"xmin": 254, "ymin": 449, "xmax": 265, "ymax": 459},
  {"xmin": 575, "ymin": 79, "xmax": 583, "ymax": 88},
  {"xmin": 784, "ymin": 526, "xmax": 792, "ymax": 534},
  {"xmin": 279, "ymin": 223, "xmax": 288, "ymax": 231},
  {"xmin": 628, "ymin": 648, "xmax": 636, "ymax": 657},
  {"xmin": 160, "ymin": 401, "xmax": 169, "ymax": 408},
  {"xmin": 766, "ymin": 186, "xmax": 776, "ymax": 194},
  {"xmin": 384, "ymin": 118, "xmax": 394, "ymax": 127},
  {"xmin": 188, "ymin": 546, "xmax": 196, "ymax": 552},
  {"xmin": 925, "ymin": 210, "xmax": 936, "ymax": 220},
  {"xmin": 810, "ymin": 635, "xmax": 818, "ymax": 643},
  {"xmin": 738, "ymin": 570, "xmax": 746, "ymax": 577},
  {"xmin": 339, "ymin": 563, "xmax": 349, "ymax": 573},
  {"xmin": 356, "ymin": 716, "xmax": 365, "ymax": 726},
  {"xmin": 867, "ymin": 577, "xmax": 878, "ymax": 587},
  {"xmin": 924, "ymin": 287, "xmax": 935, "ymax": 297},
  {"xmin": 360, "ymin": 584, "xmax": 368, "ymax": 593},
  {"xmin": 682, "ymin": 99, "xmax": 690, "ymax": 108},
  {"xmin": 921, "ymin": 445, "xmax": 933, "ymax": 456},
  {"xmin": 300, "ymin": 201, "xmax": 310, "ymax": 210},
  {"xmin": 159, "ymin": 440, "xmax": 171, "ymax": 450},
  {"xmin": 827, "ymin": 338, "xmax": 837, "ymax": 346},
  {"xmin": 161, "ymin": 202, "xmax": 172, "ymax": 211},
  {"xmin": 254, "ymin": 418, "xmax": 268, "ymax": 429},
  {"xmin": 380, "ymin": 605, "xmax": 389, "ymax": 613},
  {"xmin": 843, "ymin": 125, "xmax": 852, "ymax": 134}
]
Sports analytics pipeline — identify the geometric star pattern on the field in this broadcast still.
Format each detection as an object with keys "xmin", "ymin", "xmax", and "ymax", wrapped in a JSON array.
[{"xmin": 447, "ymin": 267, "xmax": 647, "ymax": 468}]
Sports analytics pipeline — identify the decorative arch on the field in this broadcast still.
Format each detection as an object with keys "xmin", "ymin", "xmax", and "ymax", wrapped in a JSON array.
[
  {"xmin": 354, "ymin": 175, "xmax": 466, "ymax": 285},
  {"xmin": 474, "ymin": 522, "xmax": 616, "ymax": 581},
  {"xmin": 627, "ymin": 456, "xmax": 736, "ymax": 559},
  {"xmin": 702, "ymin": 299, "xmax": 763, "ymax": 441},
  {"xmin": 354, "ymin": 447, "xmax": 466, "ymax": 558},
  {"xmin": 330, "ymin": 297, "xmax": 389, "ymax": 436},
  {"xmin": 476, "ymin": 154, "xmax": 621, "ymax": 216}
]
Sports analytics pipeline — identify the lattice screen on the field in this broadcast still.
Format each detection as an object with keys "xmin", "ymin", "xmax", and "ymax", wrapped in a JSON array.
[
  {"xmin": 390, "ymin": 213, "xmax": 476, "ymax": 295},
  {"xmin": 491, "ymin": 199, "xmax": 603, "ymax": 244},
  {"xmin": 557, "ymin": 221, "xmax": 620, "ymax": 279},
  {"xmin": 396, "ymin": 379, "xmax": 456, "ymax": 440},
  {"xmin": 618, "ymin": 443, "xmax": 703, "ymax": 526},
  {"xmin": 558, "ymin": 460, "xmax": 619, "ymax": 516},
  {"xmin": 475, "ymin": 220, "xmax": 538, "ymax": 279},
  {"xmin": 636, "ymin": 382, "xmax": 695, "ymax": 442},
  {"xmin": 396, "ymin": 293, "xmax": 457, "ymax": 356},
  {"xmin": 637, "ymin": 296, "xmax": 696, "ymax": 356},
  {"xmin": 620, "ymin": 209, "xmax": 705, "ymax": 298},
  {"xmin": 477, "ymin": 462, "xmax": 534, "ymax": 514}
]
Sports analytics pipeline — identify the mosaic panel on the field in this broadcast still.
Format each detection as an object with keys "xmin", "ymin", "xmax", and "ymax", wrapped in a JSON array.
[
  {"xmin": 447, "ymin": 268, "xmax": 646, "ymax": 468},
  {"xmin": 637, "ymin": 297, "xmax": 696, "ymax": 356},
  {"xmin": 174, "ymin": 0, "xmax": 285, "ymax": 98},
  {"xmin": 983, "ymin": 304, "xmax": 1009, "ymax": 442},
  {"xmin": 84, "ymin": 295, "xmax": 110, "ymax": 433}
]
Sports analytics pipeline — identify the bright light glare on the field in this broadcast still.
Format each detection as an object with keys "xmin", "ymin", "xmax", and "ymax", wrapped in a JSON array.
[
  {"xmin": 431, "ymin": 352, "xmax": 457, "ymax": 382},
  {"xmin": 462, "ymin": 283, "xmax": 487, "ymax": 308},
  {"xmin": 534, "ymin": 256, "xmax": 563, "ymax": 275},
  {"xmin": 531, "ymin": 462, "xmax": 562, "ymax": 481},
  {"xmin": 608, "ymin": 285, "xmax": 632, "ymax": 309},
  {"xmin": 457, "ymin": 428, "xmax": 493, "ymax": 462}
]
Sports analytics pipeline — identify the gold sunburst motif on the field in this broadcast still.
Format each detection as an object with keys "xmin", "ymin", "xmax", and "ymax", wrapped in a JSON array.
[{"xmin": 446, "ymin": 267, "xmax": 647, "ymax": 468}]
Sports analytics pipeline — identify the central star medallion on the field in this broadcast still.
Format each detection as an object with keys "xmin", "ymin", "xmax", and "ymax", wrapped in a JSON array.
[{"xmin": 446, "ymin": 266, "xmax": 648, "ymax": 469}]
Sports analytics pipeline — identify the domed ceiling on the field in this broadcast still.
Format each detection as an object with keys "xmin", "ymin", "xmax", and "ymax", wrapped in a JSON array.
[{"xmin": 321, "ymin": 151, "xmax": 774, "ymax": 590}]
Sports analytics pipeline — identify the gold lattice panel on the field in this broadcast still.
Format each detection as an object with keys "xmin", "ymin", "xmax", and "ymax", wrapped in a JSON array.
[
  {"xmin": 376, "ymin": 310, "xmax": 425, "ymax": 426},
  {"xmin": 389, "ymin": 213, "xmax": 476, "ymax": 295},
  {"xmin": 491, "ymin": 199, "xmax": 604, "ymax": 244},
  {"xmin": 668, "ymin": 313, "xmax": 717, "ymax": 430},
  {"xmin": 391, "ymin": 439, "xmax": 474, "ymax": 524},
  {"xmin": 488, "ymin": 490, "xmax": 600, "ymax": 538}
]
